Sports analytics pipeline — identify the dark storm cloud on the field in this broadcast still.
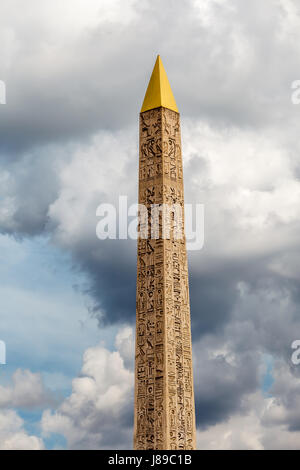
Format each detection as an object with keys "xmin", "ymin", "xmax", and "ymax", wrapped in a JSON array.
[
  {"xmin": 194, "ymin": 349, "xmax": 260, "ymax": 427},
  {"xmin": 1, "ymin": 0, "xmax": 298, "ymax": 157},
  {"xmin": 190, "ymin": 271, "xmax": 238, "ymax": 336},
  {"xmin": 0, "ymin": 0, "xmax": 189, "ymax": 155},
  {"xmin": 0, "ymin": 149, "xmax": 61, "ymax": 236},
  {"xmin": 81, "ymin": 240, "xmax": 137, "ymax": 325}
]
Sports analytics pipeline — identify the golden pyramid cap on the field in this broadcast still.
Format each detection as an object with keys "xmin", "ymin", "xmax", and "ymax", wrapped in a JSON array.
[{"xmin": 141, "ymin": 55, "xmax": 179, "ymax": 113}]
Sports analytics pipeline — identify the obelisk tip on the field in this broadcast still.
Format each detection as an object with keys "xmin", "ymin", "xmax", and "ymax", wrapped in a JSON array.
[{"xmin": 140, "ymin": 56, "xmax": 178, "ymax": 113}]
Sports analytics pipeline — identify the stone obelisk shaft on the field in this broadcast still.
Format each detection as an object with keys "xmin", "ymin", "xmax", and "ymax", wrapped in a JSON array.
[{"xmin": 133, "ymin": 57, "xmax": 196, "ymax": 450}]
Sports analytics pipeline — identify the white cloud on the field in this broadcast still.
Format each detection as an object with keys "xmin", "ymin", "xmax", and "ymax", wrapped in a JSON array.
[
  {"xmin": 183, "ymin": 120, "xmax": 300, "ymax": 227},
  {"xmin": 48, "ymin": 128, "xmax": 136, "ymax": 248},
  {"xmin": 0, "ymin": 409, "xmax": 44, "ymax": 450},
  {"xmin": 197, "ymin": 394, "xmax": 264, "ymax": 450},
  {"xmin": 182, "ymin": 120, "xmax": 300, "ymax": 277},
  {"xmin": 197, "ymin": 389, "xmax": 300, "ymax": 450},
  {"xmin": 42, "ymin": 327, "xmax": 134, "ymax": 449},
  {"xmin": 115, "ymin": 326, "xmax": 134, "ymax": 370},
  {"xmin": 0, "ymin": 369, "xmax": 53, "ymax": 409},
  {"xmin": 261, "ymin": 361, "xmax": 300, "ymax": 432}
]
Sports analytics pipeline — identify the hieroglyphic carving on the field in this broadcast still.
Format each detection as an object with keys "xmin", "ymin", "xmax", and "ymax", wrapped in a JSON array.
[{"xmin": 134, "ymin": 107, "xmax": 196, "ymax": 450}]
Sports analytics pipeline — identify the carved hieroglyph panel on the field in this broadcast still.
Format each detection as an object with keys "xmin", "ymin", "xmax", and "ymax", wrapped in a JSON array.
[{"xmin": 134, "ymin": 107, "xmax": 196, "ymax": 450}]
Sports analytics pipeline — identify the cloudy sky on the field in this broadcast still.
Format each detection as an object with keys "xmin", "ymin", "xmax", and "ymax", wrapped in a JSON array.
[{"xmin": 1, "ymin": 0, "xmax": 300, "ymax": 450}]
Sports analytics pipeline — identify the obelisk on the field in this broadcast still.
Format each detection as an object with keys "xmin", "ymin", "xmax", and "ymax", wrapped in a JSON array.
[{"xmin": 134, "ymin": 56, "xmax": 196, "ymax": 450}]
